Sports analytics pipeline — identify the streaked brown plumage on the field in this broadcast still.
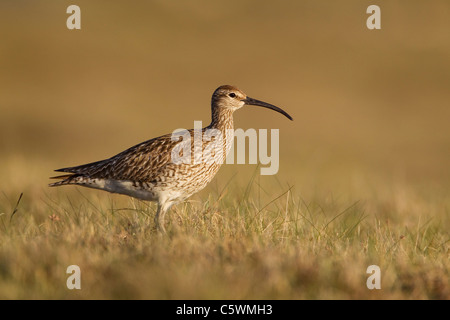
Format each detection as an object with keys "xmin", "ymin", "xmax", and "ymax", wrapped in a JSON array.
[{"xmin": 50, "ymin": 85, "xmax": 293, "ymax": 233}]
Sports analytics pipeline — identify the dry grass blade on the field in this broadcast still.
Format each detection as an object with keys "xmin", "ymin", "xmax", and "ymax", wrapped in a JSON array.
[{"xmin": 9, "ymin": 192, "xmax": 23, "ymax": 223}]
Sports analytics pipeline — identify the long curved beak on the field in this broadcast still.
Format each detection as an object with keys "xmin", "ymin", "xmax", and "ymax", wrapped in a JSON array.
[{"xmin": 242, "ymin": 97, "xmax": 293, "ymax": 121}]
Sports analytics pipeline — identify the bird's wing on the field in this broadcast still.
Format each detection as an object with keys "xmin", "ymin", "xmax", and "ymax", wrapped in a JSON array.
[{"xmin": 54, "ymin": 132, "xmax": 179, "ymax": 182}]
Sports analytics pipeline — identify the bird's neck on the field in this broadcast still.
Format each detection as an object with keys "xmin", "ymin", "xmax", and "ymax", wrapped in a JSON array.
[
  {"xmin": 207, "ymin": 107, "xmax": 235, "ymax": 157},
  {"xmin": 208, "ymin": 107, "xmax": 234, "ymax": 132}
]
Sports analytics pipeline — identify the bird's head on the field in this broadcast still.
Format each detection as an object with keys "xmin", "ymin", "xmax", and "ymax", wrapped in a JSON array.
[{"xmin": 211, "ymin": 85, "xmax": 293, "ymax": 120}]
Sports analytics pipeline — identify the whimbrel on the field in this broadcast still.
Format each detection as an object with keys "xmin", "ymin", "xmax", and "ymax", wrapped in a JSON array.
[{"xmin": 50, "ymin": 85, "xmax": 293, "ymax": 232}]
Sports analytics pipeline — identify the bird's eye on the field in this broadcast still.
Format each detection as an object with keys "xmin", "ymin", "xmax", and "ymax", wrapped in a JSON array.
[{"xmin": 229, "ymin": 93, "xmax": 236, "ymax": 98}]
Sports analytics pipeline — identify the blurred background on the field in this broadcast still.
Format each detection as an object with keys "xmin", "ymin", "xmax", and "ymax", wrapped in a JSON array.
[{"xmin": 1, "ymin": 0, "xmax": 449, "ymax": 202}]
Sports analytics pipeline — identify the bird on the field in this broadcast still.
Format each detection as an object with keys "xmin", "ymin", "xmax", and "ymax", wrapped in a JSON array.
[{"xmin": 49, "ymin": 85, "xmax": 293, "ymax": 233}]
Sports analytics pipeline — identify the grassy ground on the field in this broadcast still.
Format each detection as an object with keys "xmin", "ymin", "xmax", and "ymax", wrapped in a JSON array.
[{"xmin": 0, "ymin": 158, "xmax": 448, "ymax": 299}]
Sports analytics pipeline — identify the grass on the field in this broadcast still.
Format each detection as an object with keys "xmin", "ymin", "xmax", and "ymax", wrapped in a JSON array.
[{"xmin": 0, "ymin": 162, "xmax": 448, "ymax": 299}]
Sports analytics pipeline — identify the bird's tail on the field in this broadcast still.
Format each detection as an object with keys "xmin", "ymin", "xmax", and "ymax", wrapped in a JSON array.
[{"xmin": 48, "ymin": 174, "xmax": 80, "ymax": 187}]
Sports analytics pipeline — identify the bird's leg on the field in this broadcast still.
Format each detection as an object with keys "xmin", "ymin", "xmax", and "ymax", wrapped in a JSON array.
[
  {"xmin": 154, "ymin": 203, "xmax": 166, "ymax": 234},
  {"xmin": 155, "ymin": 201, "xmax": 173, "ymax": 234}
]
